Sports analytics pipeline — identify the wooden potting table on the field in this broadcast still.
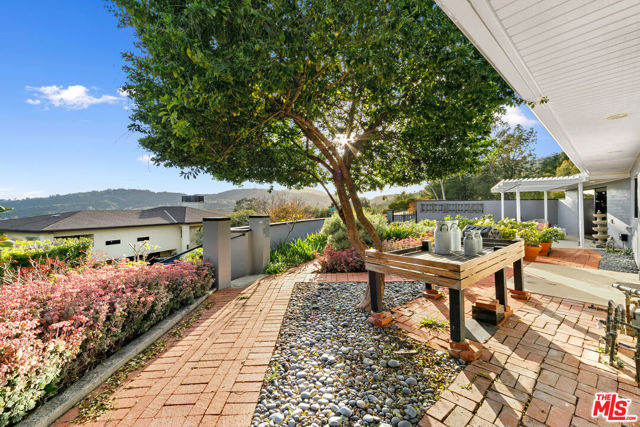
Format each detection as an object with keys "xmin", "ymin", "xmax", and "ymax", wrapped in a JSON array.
[{"xmin": 364, "ymin": 239, "xmax": 525, "ymax": 344}]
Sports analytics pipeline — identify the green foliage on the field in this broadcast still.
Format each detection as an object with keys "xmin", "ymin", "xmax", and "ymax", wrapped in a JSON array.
[
  {"xmin": 108, "ymin": 0, "xmax": 519, "ymax": 252},
  {"xmin": 265, "ymin": 233, "xmax": 327, "ymax": 274},
  {"xmin": 387, "ymin": 192, "xmax": 418, "ymax": 212},
  {"xmin": 0, "ymin": 206, "xmax": 13, "ymax": 248},
  {"xmin": 234, "ymin": 198, "xmax": 263, "ymax": 212},
  {"xmin": 310, "ymin": 207, "xmax": 333, "ymax": 218},
  {"xmin": 539, "ymin": 227, "xmax": 565, "ymax": 243},
  {"xmin": 419, "ymin": 316, "xmax": 449, "ymax": 331},
  {"xmin": 230, "ymin": 209, "xmax": 258, "ymax": 227},
  {"xmin": 518, "ymin": 228, "xmax": 541, "ymax": 246},
  {"xmin": 0, "ymin": 238, "xmax": 92, "ymax": 273},
  {"xmin": 321, "ymin": 213, "xmax": 388, "ymax": 251},
  {"xmin": 180, "ymin": 247, "xmax": 203, "ymax": 263},
  {"xmin": 555, "ymin": 159, "xmax": 580, "ymax": 176},
  {"xmin": 383, "ymin": 221, "xmax": 434, "ymax": 241}
]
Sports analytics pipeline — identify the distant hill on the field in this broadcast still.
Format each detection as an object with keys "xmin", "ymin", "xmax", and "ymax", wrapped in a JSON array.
[{"xmin": 0, "ymin": 188, "xmax": 332, "ymax": 219}]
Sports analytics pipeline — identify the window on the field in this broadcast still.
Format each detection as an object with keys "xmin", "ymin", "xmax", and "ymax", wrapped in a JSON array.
[
  {"xmin": 137, "ymin": 236, "xmax": 150, "ymax": 242},
  {"xmin": 105, "ymin": 239, "xmax": 121, "ymax": 246}
]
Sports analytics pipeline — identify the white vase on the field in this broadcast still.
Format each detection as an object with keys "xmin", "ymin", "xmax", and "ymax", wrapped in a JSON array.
[
  {"xmin": 474, "ymin": 231, "xmax": 483, "ymax": 254},
  {"xmin": 464, "ymin": 233, "xmax": 476, "ymax": 256},
  {"xmin": 435, "ymin": 221, "xmax": 451, "ymax": 254},
  {"xmin": 450, "ymin": 221, "xmax": 461, "ymax": 252}
]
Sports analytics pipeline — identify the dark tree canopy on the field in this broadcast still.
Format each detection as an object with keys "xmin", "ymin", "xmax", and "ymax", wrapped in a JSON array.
[
  {"xmin": 110, "ymin": 0, "xmax": 520, "ymax": 308},
  {"xmin": 112, "ymin": 0, "xmax": 517, "ymax": 190}
]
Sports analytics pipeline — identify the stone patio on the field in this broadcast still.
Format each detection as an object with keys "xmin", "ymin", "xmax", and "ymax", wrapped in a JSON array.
[{"xmin": 52, "ymin": 247, "xmax": 640, "ymax": 427}]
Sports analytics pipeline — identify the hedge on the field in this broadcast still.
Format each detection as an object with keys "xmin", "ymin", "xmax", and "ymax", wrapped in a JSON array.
[
  {"xmin": 0, "ymin": 260, "xmax": 215, "ymax": 425},
  {"xmin": 0, "ymin": 238, "xmax": 92, "ymax": 274}
]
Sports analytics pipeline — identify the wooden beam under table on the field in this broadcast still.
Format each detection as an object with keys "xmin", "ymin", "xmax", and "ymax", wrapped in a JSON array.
[{"xmin": 368, "ymin": 270, "xmax": 383, "ymax": 313}]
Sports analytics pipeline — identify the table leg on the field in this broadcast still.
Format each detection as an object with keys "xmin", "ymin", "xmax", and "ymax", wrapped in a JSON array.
[
  {"xmin": 368, "ymin": 271, "xmax": 383, "ymax": 313},
  {"xmin": 495, "ymin": 268, "xmax": 508, "ymax": 308},
  {"xmin": 513, "ymin": 259, "xmax": 524, "ymax": 292},
  {"xmin": 449, "ymin": 288, "xmax": 465, "ymax": 343}
]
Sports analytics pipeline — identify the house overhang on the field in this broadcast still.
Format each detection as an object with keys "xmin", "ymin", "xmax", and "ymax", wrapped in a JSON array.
[{"xmin": 436, "ymin": 1, "xmax": 640, "ymax": 179}]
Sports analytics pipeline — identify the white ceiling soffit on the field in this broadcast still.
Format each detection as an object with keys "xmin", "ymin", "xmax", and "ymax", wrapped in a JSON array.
[{"xmin": 436, "ymin": 0, "xmax": 640, "ymax": 178}]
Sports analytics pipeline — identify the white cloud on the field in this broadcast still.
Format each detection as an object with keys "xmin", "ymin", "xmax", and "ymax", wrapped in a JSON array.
[
  {"xmin": 137, "ymin": 154, "xmax": 154, "ymax": 164},
  {"xmin": 25, "ymin": 85, "xmax": 126, "ymax": 109},
  {"xmin": 501, "ymin": 105, "xmax": 538, "ymax": 127},
  {"xmin": 0, "ymin": 188, "xmax": 46, "ymax": 200}
]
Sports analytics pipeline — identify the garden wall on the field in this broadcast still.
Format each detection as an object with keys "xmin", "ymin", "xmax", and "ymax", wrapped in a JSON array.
[
  {"xmin": 270, "ymin": 218, "xmax": 326, "ymax": 249},
  {"xmin": 415, "ymin": 199, "xmax": 559, "ymax": 225}
]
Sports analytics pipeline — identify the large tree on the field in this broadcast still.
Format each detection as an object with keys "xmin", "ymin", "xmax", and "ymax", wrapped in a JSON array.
[{"xmin": 110, "ymin": 0, "xmax": 520, "ymax": 308}]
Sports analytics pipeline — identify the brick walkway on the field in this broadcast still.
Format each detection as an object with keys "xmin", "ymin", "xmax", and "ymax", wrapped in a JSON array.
[
  {"xmin": 54, "ymin": 265, "xmax": 317, "ymax": 427},
  {"xmin": 535, "ymin": 247, "xmax": 601, "ymax": 269}
]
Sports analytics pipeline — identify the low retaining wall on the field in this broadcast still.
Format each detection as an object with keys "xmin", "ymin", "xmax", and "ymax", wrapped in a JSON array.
[{"xmin": 270, "ymin": 218, "xmax": 326, "ymax": 249}]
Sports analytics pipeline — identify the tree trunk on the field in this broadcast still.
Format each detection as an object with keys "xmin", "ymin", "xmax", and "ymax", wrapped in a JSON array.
[{"xmin": 440, "ymin": 179, "xmax": 446, "ymax": 200}]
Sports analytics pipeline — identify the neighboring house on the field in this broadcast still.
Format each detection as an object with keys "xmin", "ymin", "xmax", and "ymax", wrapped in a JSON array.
[
  {"xmin": 0, "ymin": 206, "xmax": 229, "ymax": 259},
  {"xmin": 436, "ymin": 2, "xmax": 640, "ymax": 262}
]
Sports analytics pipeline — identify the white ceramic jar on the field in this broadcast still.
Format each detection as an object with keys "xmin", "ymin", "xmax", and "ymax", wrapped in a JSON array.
[{"xmin": 434, "ymin": 221, "xmax": 451, "ymax": 255}]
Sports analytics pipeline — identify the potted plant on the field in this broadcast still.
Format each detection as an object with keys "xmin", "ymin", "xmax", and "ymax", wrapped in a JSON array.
[
  {"xmin": 519, "ymin": 228, "xmax": 541, "ymax": 262},
  {"xmin": 538, "ymin": 227, "xmax": 565, "ymax": 256}
]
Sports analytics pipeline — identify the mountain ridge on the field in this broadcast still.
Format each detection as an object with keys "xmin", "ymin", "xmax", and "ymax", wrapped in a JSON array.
[{"xmin": 0, "ymin": 188, "xmax": 332, "ymax": 219}]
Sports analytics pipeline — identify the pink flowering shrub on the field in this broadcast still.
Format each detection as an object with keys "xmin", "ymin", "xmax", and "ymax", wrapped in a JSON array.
[{"xmin": 0, "ymin": 260, "xmax": 214, "ymax": 425}]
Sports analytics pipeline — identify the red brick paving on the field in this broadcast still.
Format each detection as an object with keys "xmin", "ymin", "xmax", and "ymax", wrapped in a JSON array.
[
  {"xmin": 535, "ymin": 247, "xmax": 602, "ymax": 270},
  {"xmin": 55, "ymin": 247, "xmax": 631, "ymax": 427}
]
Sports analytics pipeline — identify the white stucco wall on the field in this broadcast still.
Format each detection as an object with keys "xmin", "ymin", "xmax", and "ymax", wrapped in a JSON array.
[
  {"xmin": 606, "ymin": 179, "xmax": 633, "ymax": 249},
  {"xmin": 55, "ymin": 225, "xmax": 183, "ymax": 259},
  {"xmin": 558, "ymin": 190, "xmax": 578, "ymax": 237}
]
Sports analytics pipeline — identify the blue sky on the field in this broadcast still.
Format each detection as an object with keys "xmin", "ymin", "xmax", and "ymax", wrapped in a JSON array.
[{"xmin": 0, "ymin": 1, "xmax": 562, "ymax": 201}]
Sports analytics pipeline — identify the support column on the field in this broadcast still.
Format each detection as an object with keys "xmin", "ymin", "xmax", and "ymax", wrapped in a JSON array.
[
  {"xmin": 366, "ymin": 271, "xmax": 392, "ymax": 327},
  {"xmin": 249, "ymin": 215, "xmax": 271, "ymax": 274},
  {"xmin": 180, "ymin": 225, "xmax": 190, "ymax": 252},
  {"xmin": 449, "ymin": 288, "xmax": 465, "ymax": 343},
  {"xmin": 516, "ymin": 189, "xmax": 521, "ymax": 222},
  {"xmin": 500, "ymin": 192, "xmax": 505, "ymax": 220},
  {"xmin": 543, "ymin": 191, "xmax": 548, "ymax": 223},
  {"xmin": 202, "ymin": 217, "xmax": 231, "ymax": 289},
  {"xmin": 578, "ymin": 181, "xmax": 585, "ymax": 247}
]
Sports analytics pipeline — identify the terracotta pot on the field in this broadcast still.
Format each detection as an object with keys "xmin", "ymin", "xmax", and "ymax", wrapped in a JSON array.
[
  {"xmin": 539, "ymin": 242, "xmax": 552, "ymax": 256},
  {"xmin": 524, "ymin": 245, "xmax": 541, "ymax": 262}
]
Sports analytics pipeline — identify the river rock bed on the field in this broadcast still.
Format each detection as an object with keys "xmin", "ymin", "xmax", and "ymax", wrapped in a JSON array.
[
  {"xmin": 251, "ymin": 281, "xmax": 462, "ymax": 426},
  {"xmin": 598, "ymin": 249, "xmax": 638, "ymax": 274}
]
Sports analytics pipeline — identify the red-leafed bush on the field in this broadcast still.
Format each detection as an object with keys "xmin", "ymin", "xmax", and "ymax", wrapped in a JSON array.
[
  {"xmin": 0, "ymin": 260, "xmax": 214, "ymax": 425},
  {"xmin": 382, "ymin": 236, "xmax": 425, "ymax": 252},
  {"xmin": 318, "ymin": 247, "xmax": 365, "ymax": 273}
]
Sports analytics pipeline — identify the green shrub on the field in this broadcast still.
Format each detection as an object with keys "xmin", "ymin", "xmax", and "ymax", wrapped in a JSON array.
[
  {"xmin": 320, "ymin": 213, "xmax": 388, "ymax": 250},
  {"xmin": 230, "ymin": 209, "xmax": 258, "ymax": 227},
  {"xmin": 181, "ymin": 247, "xmax": 203, "ymax": 263},
  {"xmin": 539, "ymin": 226, "xmax": 565, "ymax": 243},
  {"xmin": 0, "ymin": 238, "xmax": 92, "ymax": 274},
  {"xmin": 383, "ymin": 221, "xmax": 434, "ymax": 241},
  {"xmin": 265, "ymin": 233, "xmax": 327, "ymax": 274},
  {"xmin": 518, "ymin": 228, "xmax": 541, "ymax": 246}
]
